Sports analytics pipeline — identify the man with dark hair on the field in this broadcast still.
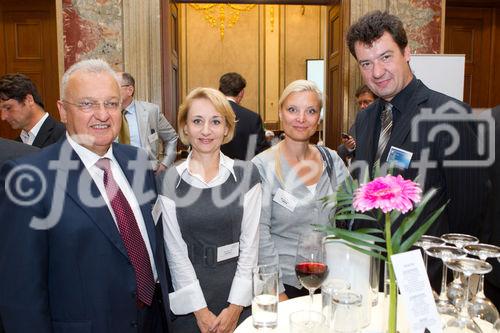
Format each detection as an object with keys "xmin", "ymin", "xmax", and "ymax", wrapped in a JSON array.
[
  {"xmin": 118, "ymin": 72, "xmax": 178, "ymax": 173},
  {"xmin": 219, "ymin": 72, "xmax": 269, "ymax": 160},
  {"xmin": 0, "ymin": 74, "xmax": 65, "ymax": 147},
  {"xmin": 338, "ymin": 84, "xmax": 376, "ymax": 164},
  {"xmin": 346, "ymin": 11, "xmax": 487, "ymax": 281}
]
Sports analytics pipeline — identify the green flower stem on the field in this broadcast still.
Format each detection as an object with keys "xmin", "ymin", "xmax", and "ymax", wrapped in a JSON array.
[{"xmin": 385, "ymin": 213, "xmax": 397, "ymax": 333}]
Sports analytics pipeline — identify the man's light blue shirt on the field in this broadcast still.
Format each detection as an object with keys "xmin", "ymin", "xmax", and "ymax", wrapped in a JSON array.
[{"xmin": 124, "ymin": 101, "xmax": 141, "ymax": 148}]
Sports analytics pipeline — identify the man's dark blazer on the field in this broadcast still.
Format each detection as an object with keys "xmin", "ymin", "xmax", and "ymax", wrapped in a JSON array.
[
  {"xmin": 0, "ymin": 138, "xmax": 172, "ymax": 333},
  {"xmin": 16, "ymin": 114, "xmax": 66, "ymax": 148},
  {"xmin": 221, "ymin": 100, "xmax": 270, "ymax": 160},
  {"xmin": 482, "ymin": 106, "xmax": 500, "ymax": 307},
  {"xmin": 0, "ymin": 138, "xmax": 39, "ymax": 168},
  {"xmin": 353, "ymin": 79, "xmax": 487, "ymax": 238}
]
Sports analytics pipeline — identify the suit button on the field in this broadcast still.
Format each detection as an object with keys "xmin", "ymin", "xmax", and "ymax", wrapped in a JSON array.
[{"xmin": 130, "ymin": 321, "xmax": 139, "ymax": 328}]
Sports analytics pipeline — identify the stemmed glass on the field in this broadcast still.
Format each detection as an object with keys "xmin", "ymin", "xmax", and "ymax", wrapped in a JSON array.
[
  {"xmin": 441, "ymin": 233, "xmax": 479, "ymax": 306},
  {"xmin": 463, "ymin": 243, "xmax": 500, "ymax": 324},
  {"xmin": 443, "ymin": 258, "xmax": 492, "ymax": 332},
  {"xmin": 426, "ymin": 246, "xmax": 466, "ymax": 323},
  {"xmin": 295, "ymin": 232, "xmax": 328, "ymax": 308},
  {"xmin": 414, "ymin": 235, "xmax": 446, "ymax": 270}
]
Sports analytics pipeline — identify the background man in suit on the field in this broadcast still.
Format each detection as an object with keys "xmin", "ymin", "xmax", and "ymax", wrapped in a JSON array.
[
  {"xmin": 219, "ymin": 72, "xmax": 269, "ymax": 160},
  {"xmin": 0, "ymin": 73, "xmax": 65, "ymax": 147},
  {"xmin": 0, "ymin": 59, "xmax": 172, "ymax": 333},
  {"xmin": 346, "ymin": 11, "xmax": 488, "ymax": 288},
  {"xmin": 337, "ymin": 84, "xmax": 376, "ymax": 164},
  {"xmin": 118, "ymin": 72, "xmax": 178, "ymax": 173},
  {"xmin": 0, "ymin": 137, "xmax": 39, "ymax": 167}
]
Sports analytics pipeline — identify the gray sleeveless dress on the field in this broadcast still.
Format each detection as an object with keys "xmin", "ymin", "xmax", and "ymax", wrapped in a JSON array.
[{"xmin": 163, "ymin": 160, "xmax": 261, "ymax": 333}]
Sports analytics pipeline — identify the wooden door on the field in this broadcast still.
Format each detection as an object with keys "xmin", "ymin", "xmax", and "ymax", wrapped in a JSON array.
[
  {"xmin": 445, "ymin": 7, "xmax": 492, "ymax": 107},
  {"xmin": 161, "ymin": 0, "xmax": 180, "ymax": 127},
  {"xmin": 325, "ymin": 2, "xmax": 343, "ymax": 149},
  {"xmin": 0, "ymin": 0, "xmax": 60, "ymax": 139}
]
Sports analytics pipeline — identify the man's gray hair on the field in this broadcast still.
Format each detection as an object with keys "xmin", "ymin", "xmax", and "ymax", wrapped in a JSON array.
[{"xmin": 61, "ymin": 59, "xmax": 119, "ymax": 99}]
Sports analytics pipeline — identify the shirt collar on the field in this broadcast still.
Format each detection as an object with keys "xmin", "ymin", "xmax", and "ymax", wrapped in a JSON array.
[
  {"xmin": 175, "ymin": 151, "xmax": 237, "ymax": 188},
  {"xmin": 21, "ymin": 112, "xmax": 49, "ymax": 143},
  {"xmin": 124, "ymin": 100, "xmax": 136, "ymax": 115},
  {"xmin": 66, "ymin": 132, "xmax": 115, "ymax": 170},
  {"xmin": 226, "ymin": 96, "xmax": 237, "ymax": 103},
  {"xmin": 386, "ymin": 75, "xmax": 418, "ymax": 113}
]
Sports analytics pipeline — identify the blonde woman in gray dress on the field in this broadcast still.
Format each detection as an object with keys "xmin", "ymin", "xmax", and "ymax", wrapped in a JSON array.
[{"xmin": 252, "ymin": 80, "xmax": 349, "ymax": 301}]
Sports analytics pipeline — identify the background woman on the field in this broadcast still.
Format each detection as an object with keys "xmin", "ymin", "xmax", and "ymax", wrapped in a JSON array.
[
  {"xmin": 158, "ymin": 87, "xmax": 262, "ymax": 333},
  {"xmin": 252, "ymin": 80, "xmax": 349, "ymax": 301}
]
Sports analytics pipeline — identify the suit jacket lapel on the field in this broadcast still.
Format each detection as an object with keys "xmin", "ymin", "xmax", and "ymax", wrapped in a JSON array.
[
  {"xmin": 113, "ymin": 144, "xmax": 157, "ymax": 256},
  {"xmin": 382, "ymin": 80, "xmax": 429, "ymax": 161},
  {"xmin": 356, "ymin": 100, "xmax": 380, "ymax": 168},
  {"xmin": 58, "ymin": 140, "xmax": 129, "ymax": 259},
  {"xmin": 32, "ymin": 115, "xmax": 54, "ymax": 147},
  {"xmin": 134, "ymin": 101, "xmax": 150, "ymax": 147}
]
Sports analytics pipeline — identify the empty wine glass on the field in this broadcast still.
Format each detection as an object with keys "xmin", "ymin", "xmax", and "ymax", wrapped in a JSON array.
[
  {"xmin": 426, "ymin": 246, "xmax": 467, "ymax": 324},
  {"xmin": 444, "ymin": 258, "xmax": 492, "ymax": 332},
  {"xmin": 295, "ymin": 232, "xmax": 328, "ymax": 308},
  {"xmin": 414, "ymin": 235, "xmax": 446, "ymax": 270},
  {"xmin": 441, "ymin": 233, "xmax": 479, "ymax": 306},
  {"xmin": 463, "ymin": 243, "xmax": 500, "ymax": 324}
]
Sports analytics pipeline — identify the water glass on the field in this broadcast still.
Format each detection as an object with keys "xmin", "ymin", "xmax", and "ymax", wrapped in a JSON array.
[
  {"xmin": 331, "ymin": 291, "xmax": 363, "ymax": 333},
  {"xmin": 252, "ymin": 264, "xmax": 279, "ymax": 329},
  {"xmin": 322, "ymin": 278, "xmax": 350, "ymax": 326},
  {"xmin": 289, "ymin": 310, "xmax": 326, "ymax": 333}
]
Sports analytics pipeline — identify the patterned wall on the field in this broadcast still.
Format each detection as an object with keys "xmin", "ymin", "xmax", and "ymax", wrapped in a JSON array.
[
  {"xmin": 390, "ymin": 0, "xmax": 443, "ymax": 54},
  {"xmin": 62, "ymin": 0, "xmax": 123, "ymax": 70}
]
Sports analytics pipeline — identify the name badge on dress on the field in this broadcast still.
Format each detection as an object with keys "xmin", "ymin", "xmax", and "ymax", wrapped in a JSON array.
[
  {"xmin": 217, "ymin": 242, "xmax": 240, "ymax": 262},
  {"xmin": 273, "ymin": 188, "xmax": 298, "ymax": 212},
  {"xmin": 148, "ymin": 131, "xmax": 159, "ymax": 144},
  {"xmin": 387, "ymin": 146, "xmax": 413, "ymax": 170}
]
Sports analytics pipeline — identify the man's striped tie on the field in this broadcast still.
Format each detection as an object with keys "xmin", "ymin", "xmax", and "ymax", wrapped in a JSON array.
[{"xmin": 375, "ymin": 102, "xmax": 393, "ymax": 163}]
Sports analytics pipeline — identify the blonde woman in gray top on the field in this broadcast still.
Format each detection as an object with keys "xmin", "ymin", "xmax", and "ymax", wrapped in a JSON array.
[{"xmin": 252, "ymin": 80, "xmax": 349, "ymax": 301}]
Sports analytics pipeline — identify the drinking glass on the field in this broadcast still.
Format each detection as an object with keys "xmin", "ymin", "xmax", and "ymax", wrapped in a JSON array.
[
  {"xmin": 330, "ymin": 291, "xmax": 363, "ymax": 333},
  {"xmin": 289, "ymin": 310, "xmax": 326, "ymax": 333},
  {"xmin": 414, "ymin": 235, "xmax": 446, "ymax": 270},
  {"xmin": 444, "ymin": 258, "xmax": 492, "ymax": 332},
  {"xmin": 441, "ymin": 233, "xmax": 479, "ymax": 306},
  {"xmin": 426, "ymin": 245, "xmax": 466, "ymax": 323},
  {"xmin": 252, "ymin": 264, "xmax": 279, "ymax": 330},
  {"xmin": 295, "ymin": 232, "xmax": 328, "ymax": 307},
  {"xmin": 322, "ymin": 279, "xmax": 350, "ymax": 326},
  {"xmin": 463, "ymin": 243, "xmax": 500, "ymax": 324}
]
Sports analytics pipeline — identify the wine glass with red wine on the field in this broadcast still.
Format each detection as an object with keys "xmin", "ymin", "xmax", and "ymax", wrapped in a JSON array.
[{"xmin": 295, "ymin": 232, "xmax": 328, "ymax": 307}]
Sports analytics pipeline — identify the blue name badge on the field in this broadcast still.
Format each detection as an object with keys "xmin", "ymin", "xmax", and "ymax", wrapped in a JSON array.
[{"xmin": 386, "ymin": 146, "xmax": 413, "ymax": 170}]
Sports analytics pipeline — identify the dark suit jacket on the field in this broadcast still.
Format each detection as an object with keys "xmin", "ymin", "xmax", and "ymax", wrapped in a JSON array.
[
  {"xmin": 353, "ymin": 79, "xmax": 487, "ymax": 238},
  {"xmin": 0, "ymin": 138, "xmax": 39, "ymax": 168},
  {"xmin": 0, "ymin": 138, "xmax": 172, "ymax": 333},
  {"xmin": 482, "ymin": 106, "xmax": 500, "ymax": 307},
  {"xmin": 221, "ymin": 100, "xmax": 270, "ymax": 160},
  {"xmin": 352, "ymin": 79, "xmax": 488, "ymax": 290},
  {"xmin": 16, "ymin": 114, "xmax": 66, "ymax": 148}
]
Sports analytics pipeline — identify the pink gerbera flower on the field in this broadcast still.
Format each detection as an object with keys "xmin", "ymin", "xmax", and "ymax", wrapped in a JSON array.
[{"xmin": 353, "ymin": 175, "xmax": 422, "ymax": 214}]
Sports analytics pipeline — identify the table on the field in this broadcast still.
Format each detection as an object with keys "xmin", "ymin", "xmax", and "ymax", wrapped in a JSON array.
[
  {"xmin": 235, "ymin": 294, "xmax": 494, "ymax": 332},
  {"xmin": 235, "ymin": 293, "xmax": 410, "ymax": 333}
]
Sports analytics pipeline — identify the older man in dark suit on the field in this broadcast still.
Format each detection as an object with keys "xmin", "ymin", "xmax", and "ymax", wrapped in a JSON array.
[
  {"xmin": 0, "ymin": 138, "xmax": 39, "ymax": 167},
  {"xmin": 0, "ymin": 73, "xmax": 65, "ymax": 148},
  {"xmin": 346, "ymin": 11, "xmax": 488, "ymax": 290},
  {"xmin": 219, "ymin": 72, "xmax": 269, "ymax": 160},
  {"xmin": 0, "ymin": 59, "xmax": 172, "ymax": 333}
]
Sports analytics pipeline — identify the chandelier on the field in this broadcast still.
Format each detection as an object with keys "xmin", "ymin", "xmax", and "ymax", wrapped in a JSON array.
[{"xmin": 189, "ymin": 4, "xmax": 257, "ymax": 40}]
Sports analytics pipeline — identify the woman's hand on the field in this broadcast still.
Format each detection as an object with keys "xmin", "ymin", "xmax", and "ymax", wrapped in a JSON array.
[
  {"xmin": 211, "ymin": 304, "xmax": 243, "ymax": 333},
  {"xmin": 194, "ymin": 307, "xmax": 218, "ymax": 333},
  {"xmin": 278, "ymin": 292, "xmax": 289, "ymax": 302}
]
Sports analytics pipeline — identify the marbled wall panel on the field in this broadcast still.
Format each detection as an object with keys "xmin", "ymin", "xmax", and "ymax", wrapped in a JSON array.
[
  {"xmin": 390, "ymin": 0, "xmax": 443, "ymax": 54},
  {"xmin": 63, "ymin": 0, "xmax": 123, "ymax": 70}
]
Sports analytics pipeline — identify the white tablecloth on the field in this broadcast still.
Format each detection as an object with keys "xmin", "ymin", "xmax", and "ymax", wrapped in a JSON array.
[{"xmin": 235, "ymin": 293, "xmax": 409, "ymax": 333}]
